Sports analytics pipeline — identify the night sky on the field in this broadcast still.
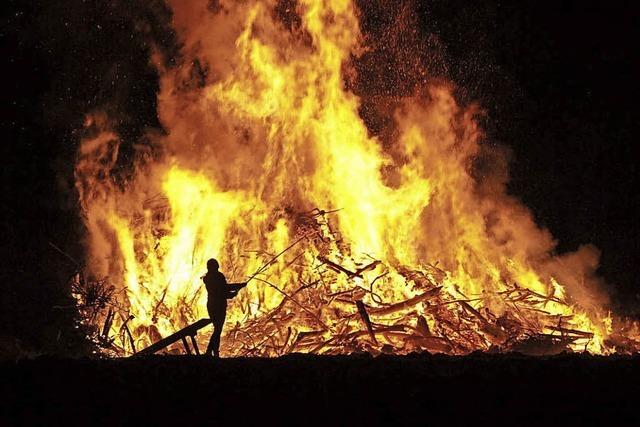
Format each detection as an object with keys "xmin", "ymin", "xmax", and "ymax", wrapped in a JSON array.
[{"xmin": 2, "ymin": 0, "xmax": 639, "ymax": 355}]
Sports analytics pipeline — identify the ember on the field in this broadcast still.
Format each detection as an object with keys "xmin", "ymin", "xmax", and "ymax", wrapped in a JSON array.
[{"xmin": 72, "ymin": 0, "xmax": 640, "ymax": 356}]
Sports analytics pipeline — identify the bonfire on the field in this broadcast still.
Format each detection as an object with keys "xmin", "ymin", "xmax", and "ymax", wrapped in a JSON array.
[{"xmin": 71, "ymin": 0, "xmax": 640, "ymax": 357}]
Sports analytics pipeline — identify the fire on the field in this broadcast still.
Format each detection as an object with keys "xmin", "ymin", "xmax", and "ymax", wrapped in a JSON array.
[{"xmin": 73, "ymin": 0, "xmax": 639, "ymax": 356}]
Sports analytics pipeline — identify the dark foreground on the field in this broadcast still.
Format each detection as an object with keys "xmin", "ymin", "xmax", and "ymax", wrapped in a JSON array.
[{"xmin": 2, "ymin": 353, "xmax": 639, "ymax": 426}]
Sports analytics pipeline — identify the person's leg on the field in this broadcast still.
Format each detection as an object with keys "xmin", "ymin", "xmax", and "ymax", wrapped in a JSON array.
[
  {"xmin": 205, "ymin": 322, "xmax": 216, "ymax": 355},
  {"xmin": 210, "ymin": 322, "xmax": 221, "ymax": 357},
  {"xmin": 205, "ymin": 304, "xmax": 217, "ymax": 356},
  {"xmin": 211, "ymin": 310, "xmax": 226, "ymax": 357}
]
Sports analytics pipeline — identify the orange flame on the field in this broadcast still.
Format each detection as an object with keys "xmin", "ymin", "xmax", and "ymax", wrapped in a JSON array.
[{"xmin": 74, "ymin": 0, "xmax": 638, "ymax": 356}]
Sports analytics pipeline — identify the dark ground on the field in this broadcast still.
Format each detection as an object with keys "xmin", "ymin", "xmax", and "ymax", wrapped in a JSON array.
[
  {"xmin": 2, "ymin": 0, "xmax": 639, "ymax": 355},
  {"xmin": 2, "ymin": 353, "xmax": 640, "ymax": 425}
]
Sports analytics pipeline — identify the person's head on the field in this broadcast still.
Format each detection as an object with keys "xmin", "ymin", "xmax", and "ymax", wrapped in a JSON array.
[{"xmin": 207, "ymin": 258, "xmax": 219, "ymax": 272}]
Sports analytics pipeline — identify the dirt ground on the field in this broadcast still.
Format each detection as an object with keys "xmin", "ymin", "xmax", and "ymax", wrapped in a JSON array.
[{"xmin": 2, "ymin": 352, "xmax": 639, "ymax": 426}]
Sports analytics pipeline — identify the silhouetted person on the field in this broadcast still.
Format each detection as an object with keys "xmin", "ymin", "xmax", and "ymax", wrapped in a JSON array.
[{"xmin": 203, "ymin": 258, "xmax": 246, "ymax": 357}]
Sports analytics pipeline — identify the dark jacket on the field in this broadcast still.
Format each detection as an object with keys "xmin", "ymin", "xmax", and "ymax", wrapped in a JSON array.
[{"xmin": 203, "ymin": 271, "xmax": 245, "ymax": 309}]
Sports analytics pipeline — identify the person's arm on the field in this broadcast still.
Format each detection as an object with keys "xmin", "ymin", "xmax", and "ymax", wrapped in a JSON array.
[
  {"xmin": 202, "ymin": 274, "xmax": 211, "ymax": 293},
  {"xmin": 226, "ymin": 282, "xmax": 247, "ymax": 299}
]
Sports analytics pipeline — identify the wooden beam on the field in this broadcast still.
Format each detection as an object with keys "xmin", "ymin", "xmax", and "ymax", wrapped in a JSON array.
[{"xmin": 135, "ymin": 318, "xmax": 212, "ymax": 356}]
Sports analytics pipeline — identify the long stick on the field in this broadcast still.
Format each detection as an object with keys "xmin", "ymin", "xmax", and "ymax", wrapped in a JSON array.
[{"xmin": 245, "ymin": 233, "xmax": 309, "ymax": 284}]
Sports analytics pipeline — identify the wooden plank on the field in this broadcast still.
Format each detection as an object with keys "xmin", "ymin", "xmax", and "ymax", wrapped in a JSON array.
[
  {"xmin": 181, "ymin": 337, "xmax": 191, "ymax": 354},
  {"xmin": 190, "ymin": 335, "xmax": 200, "ymax": 355},
  {"xmin": 135, "ymin": 318, "xmax": 212, "ymax": 356}
]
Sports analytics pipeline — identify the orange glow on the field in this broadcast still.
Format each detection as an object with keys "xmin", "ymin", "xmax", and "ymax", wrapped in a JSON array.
[{"xmin": 73, "ymin": 0, "xmax": 638, "ymax": 356}]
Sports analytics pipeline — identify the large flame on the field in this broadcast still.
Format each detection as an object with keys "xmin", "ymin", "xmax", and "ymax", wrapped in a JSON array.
[{"xmin": 73, "ymin": 0, "xmax": 638, "ymax": 356}]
